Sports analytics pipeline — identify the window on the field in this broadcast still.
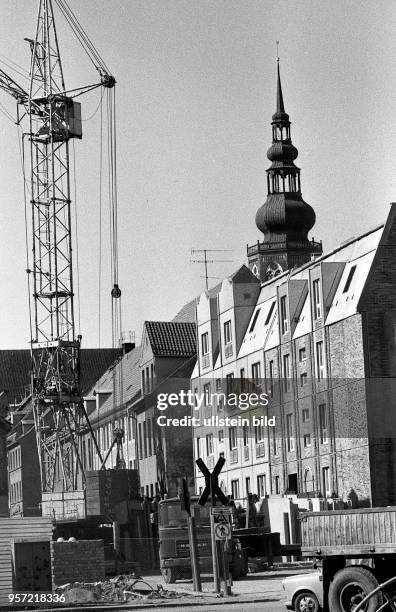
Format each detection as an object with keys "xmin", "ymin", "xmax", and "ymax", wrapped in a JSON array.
[
  {"xmin": 138, "ymin": 423, "xmax": 143, "ymax": 459},
  {"xmin": 283, "ymin": 354, "xmax": 291, "ymax": 391},
  {"xmin": 206, "ymin": 433, "xmax": 214, "ymax": 456},
  {"xmin": 246, "ymin": 477, "xmax": 251, "ymax": 495},
  {"xmin": 286, "ymin": 413, "xmax": 294, "ymax": 451},
  {"xmin": 280, "ymin": 296, "xmax": 288, "ymax": 334},
  {"xmin": 229, "ymin": 426, "xmax": 237, "ymax": 450},
  {"xmin": 302, "ymin": 408, "xmax": 310, "ymax": 423},
  {"xmin": 275, "ymin": 475, "xmax": 280, "ymax": 494},
  {"xmin": 268, "ymin": 360, "xmax": 274, "ymax": 396},
  {"xmin": 226, "ymin": 372, "xmax": 234, "ymax": 394},
  {"xmin": 231, "ymin": 479, "xmax": 240, "ymax": 500},
  {"xmin": 299, "ymin": 347, "xmax": 306, "ymax": 362},
  {"xmin": 249, "ymin": 309, "xmax": 260, "ymax": 332},
  {"xmin": 224, "ymin": 320, "xmax": 232, "ymax": 345},
  {"xmin": 319, "ymin": 403, "xmax": 328, "ymax": 444},
  {"xmin": 313, "ymin": 279, "xmax": 321, "ymax": 319},
  {"xmin": 316, "ymin": 341, "xmax": 325, "ymax": 379},
  {"xmin": 240, "ymin": 368, "xmax": 245, "ymax": 391},
  {"xmin": 141, "ymin": 370, "xmax": 145, "ymax": 393},
  {"xmin": 203, "ymin": 383, "xmax": 211, "ymax": 406},
  {"xmin": 303, "ymin": 433, "xmax": 312, "ymax": 448},
  {"xmin": 343, "ymin": 265, "xmax": 356, "ymax": 293},
  {"xmin": 255, "ymin": 424, "xmax": 266, "ymax": 443},
  {"xmin": 243, "ymin": 425, "xmax": 249, "ymax": 446},
  {"xmin": 224, "ymin": 320, "xmax": 233, "ymax": 357},
  {"xmin": 265, "ymin": 301, "xmax": 276, "ymax": 325},
  {"xmin": 322, "ymin": 466, "xmax": 331, "ymax": 496},
  {"xmin": 196, "ymin": 437, "xmax": 200, "ymax": 458},
  {"xmin": 218, "ymin": 430, "xmax": 224, "ymax": 443},
  {"xmin": 201, "ymin": 332, "xmax": 209, "ymax": 355},
  {"xmin": 143, "ymin": 421, "xmax": 147, "ymax": 457},
  {"xmin": 272, "ymin": 426, "xmax": 277, "ymax": 455},
  {"xmin": 147, "ymin": 418, "xmax": 152, "ymax": 456},
  {"xmin": 257, "ymin": 474, "xmax": 267, "ymax": 498},
  {"xmin": 215, "ymin": 378, "xmax": 222, "ymax": 391},
  {"xmin": 300, "ymin": 372, "xmax": 308, "ymax": 387},
  {"xmin": 251, "ymin": 362, "xmax": 261, "ymax": 385}
]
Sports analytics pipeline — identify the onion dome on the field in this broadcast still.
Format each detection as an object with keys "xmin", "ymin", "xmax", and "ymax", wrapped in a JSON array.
[{"xmin": 255, "ymin": 60, "xmax": 316, "ymax": 243}]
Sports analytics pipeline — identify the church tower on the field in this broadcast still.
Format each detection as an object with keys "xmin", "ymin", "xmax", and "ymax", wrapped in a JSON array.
[{"xmin": 247, "ymin": 60, "xmax": 322, "ymax": 281}]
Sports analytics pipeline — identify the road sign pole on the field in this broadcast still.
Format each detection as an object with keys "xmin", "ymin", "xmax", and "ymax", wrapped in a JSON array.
[
  {"xmin": 188, "ymin": 510, "xmax": 202, "ymax": 592},
  {"xmin": 221, "ymin": 541, "xmax": 230, "ymax": 597},
  {"xmin": 210, "ymin": 494, "xmax": 221, "ymax": 593}
]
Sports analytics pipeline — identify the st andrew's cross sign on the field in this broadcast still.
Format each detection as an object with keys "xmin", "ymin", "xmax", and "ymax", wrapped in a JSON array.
[{"xmin": 196, "ymin": 456, "xmax": 228, "ymax": 506}]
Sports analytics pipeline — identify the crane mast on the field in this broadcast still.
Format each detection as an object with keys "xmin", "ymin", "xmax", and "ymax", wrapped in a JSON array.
[
  {"xmin": 0, "ymin": 0, "xmax": 116, "ymax": 499},
  {"xmin": 29, "ymin": 0, "xmax": 82, "ymax": 492}
]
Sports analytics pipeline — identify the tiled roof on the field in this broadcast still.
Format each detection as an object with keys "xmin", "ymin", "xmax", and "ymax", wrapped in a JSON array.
[
  {"xmin": 145, "ymin": 321, "xmax": 197, "ymax": 357},
  {"xmin": 0, "ymin": 348, "xmax": 120, "ymax": 404}
]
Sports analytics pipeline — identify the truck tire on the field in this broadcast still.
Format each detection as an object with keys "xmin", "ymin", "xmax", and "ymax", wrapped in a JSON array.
[
  {"xmin": 294, "ymin": 591, "xmax": 319, "ymax": 612},
  {"xmin": 161, "ymin": 567, "xmax": 177, "ymax": 584},
  {"xmin": 328, "ymin": 566, "xmax": 381, "ymax": 612}
]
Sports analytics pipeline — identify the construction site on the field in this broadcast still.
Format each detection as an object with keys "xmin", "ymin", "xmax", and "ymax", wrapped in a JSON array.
[
  {"xmin": 0, "ymin": 0, "xmax": 160, "ymax": 605},
  {"xmin": 1, "ymin": 2, "xmax": 395, "ymax": 612}
]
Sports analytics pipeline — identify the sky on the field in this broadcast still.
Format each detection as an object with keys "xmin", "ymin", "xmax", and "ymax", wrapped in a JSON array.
[{"xmin": 0, "ymin": 0, "xmax": 395, "ymax": 349}]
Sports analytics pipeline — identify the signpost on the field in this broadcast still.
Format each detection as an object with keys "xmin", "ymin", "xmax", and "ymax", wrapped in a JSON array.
[
  {"xmin": 196, "ymin": 456, "xmax": 231, "ymax": 596},
  {"xmin": 179, "ymin": 478, "xmax": 201, "ymax": 592}
]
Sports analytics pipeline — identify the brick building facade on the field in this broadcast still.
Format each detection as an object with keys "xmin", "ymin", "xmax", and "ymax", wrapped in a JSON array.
[{"xmin": 192, "ymin": 206, "xmax": 396, "ymax": 512}]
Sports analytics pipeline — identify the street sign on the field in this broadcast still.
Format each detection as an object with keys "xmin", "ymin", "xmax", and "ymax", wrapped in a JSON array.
[
  {"xmin": 211, "ymin": 506, "xmax": 232, "ymax": 516},
  {"xmin": 196, "ymin": 456, "xmax": 228, "ymax": 506},
  {"xmin": 211, "ymin": 507, "xmax": 232, "ymax": 524},
  {"xmin": 214, "ymin": 522, "xmax": 231, "ymax": 541}
]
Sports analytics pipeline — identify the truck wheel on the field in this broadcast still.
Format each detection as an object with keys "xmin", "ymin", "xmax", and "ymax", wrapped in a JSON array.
[
  {"xmin": 294, "ymin": 591, "xmax": 319, "ymax": 612},
  {"xmin": 328, "ymin": 567, "xmax": 381, "ymax": 612},
  {"xmin": 161, "ymin": 567, "xmax": 177, "ymax": 584}
]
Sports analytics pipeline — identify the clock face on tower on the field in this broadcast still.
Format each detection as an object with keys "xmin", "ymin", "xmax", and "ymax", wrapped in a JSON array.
[{"xmin": 266, "ymin": 260, "xmax": 283, "ymax": 279}]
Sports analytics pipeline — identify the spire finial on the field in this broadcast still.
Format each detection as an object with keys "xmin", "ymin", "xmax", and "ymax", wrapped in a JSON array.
[{"xmin": 276, "ymin": 43, "xmax": 285, "ymax": 114}]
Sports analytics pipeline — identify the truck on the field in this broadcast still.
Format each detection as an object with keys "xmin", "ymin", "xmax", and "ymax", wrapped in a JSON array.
[
  {"xmin": 300, "ymin": 506, "xmax": 396, "ymax": 612},
  {"xmin": 158, "ymin": 497, "xmax": 248, "ymax": 583}
]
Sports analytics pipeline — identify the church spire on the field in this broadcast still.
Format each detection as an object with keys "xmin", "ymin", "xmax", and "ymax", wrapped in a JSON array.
[
  {"xmin": 247, "ymin": 57, "xmax": 322, "ymax": 281},
  {"xmin": 276, "ymin": 59, "xmax": 285, "ymax": 115}
]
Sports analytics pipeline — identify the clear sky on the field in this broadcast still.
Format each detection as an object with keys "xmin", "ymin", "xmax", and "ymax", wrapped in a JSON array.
[{"xmin": 0, "ymin": 0, "xmax": 395, "ymax": 349}]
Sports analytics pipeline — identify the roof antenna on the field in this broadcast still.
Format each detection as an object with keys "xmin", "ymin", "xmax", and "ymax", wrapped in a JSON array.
[{"xmin": 276, "ymin": 40, "xmax": 280, "ymax": 63}]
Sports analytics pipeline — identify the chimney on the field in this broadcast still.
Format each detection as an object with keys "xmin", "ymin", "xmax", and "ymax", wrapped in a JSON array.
[{"xmin": 121, "ymin": 330, "xmax": 135, "ymax": 355}]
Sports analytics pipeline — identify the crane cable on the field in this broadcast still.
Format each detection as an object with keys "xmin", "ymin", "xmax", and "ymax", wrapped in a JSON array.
[
  {"xmin": 54, "ymin": 0, "xmax": 110, "ymax": 77},
  {"xmin": 107, "ymin": 86, "xmax": 122, "ymax": 349}
]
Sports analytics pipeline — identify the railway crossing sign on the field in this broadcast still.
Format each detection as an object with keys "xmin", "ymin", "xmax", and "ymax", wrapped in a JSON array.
[
  {"xmin": 214, "ymin": 522, "xmax": 231, "ymax": 541},
  {"xmin": 196, "ymin": 456, "xmax": 228, "ymax": 506}
]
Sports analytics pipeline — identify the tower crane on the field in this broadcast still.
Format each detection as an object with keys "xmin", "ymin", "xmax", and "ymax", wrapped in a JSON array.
[{"xmin": 0, "ymin": 0, "xmax": 119, "ymax": 500}]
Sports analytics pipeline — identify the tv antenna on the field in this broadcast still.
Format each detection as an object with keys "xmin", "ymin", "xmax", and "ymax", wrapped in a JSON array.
[{"xmin": 190, "ymin": 249, "xmax": 233, "ymax": 290}]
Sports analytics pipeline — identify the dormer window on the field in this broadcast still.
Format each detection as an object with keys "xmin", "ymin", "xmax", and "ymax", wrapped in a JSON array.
[
  {"xmin": 201, "ymin": 332, "xmax": 209, "ymax": 355},
  {"xmin": 264, "ymin": 302, "xmax": 276, "ymax": 325},
  {"xmin": 201, "ymin": 332, "xmax": 210, "ymax": 369},
  {"xmin": 224, "ymin": 320, "xmax": 232, "ymax": 344},
  {"xmin": 343, "ymin": 266, "xmax": 356, "ymax": 293},
  {"xmin": 224, "ymin": 320, "xmax": 233, "ymax": 358},
  {"xmin": 313, "ymin": 279, "xmax": 321, "ymax": 319},
  {"xmin": 280, "ymin": 296, "xmax": 288, "ymax": 334},
  {"xmin": 249, "ymin": 309, "xmax": 260, "ymax": 332}
]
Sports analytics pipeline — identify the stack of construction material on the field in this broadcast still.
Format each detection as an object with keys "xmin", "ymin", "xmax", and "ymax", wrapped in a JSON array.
[{"xmin": 85, "ymin": 469, "xmax": 140, "ymax": 519}]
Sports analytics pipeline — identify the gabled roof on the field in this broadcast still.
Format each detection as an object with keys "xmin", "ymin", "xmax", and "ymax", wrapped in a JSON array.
[
  {"xmin": 145, "ymin": 321, "xmax": 197, "ymax": 358},
  {"xmin": 172, "ymin": 282, "xmax": 222, "ymax": 323}
]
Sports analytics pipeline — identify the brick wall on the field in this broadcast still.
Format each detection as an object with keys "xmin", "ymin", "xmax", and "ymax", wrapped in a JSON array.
[{"xmin": 51, "ymin": 540, "xmax": 105, "ymax": 586}]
